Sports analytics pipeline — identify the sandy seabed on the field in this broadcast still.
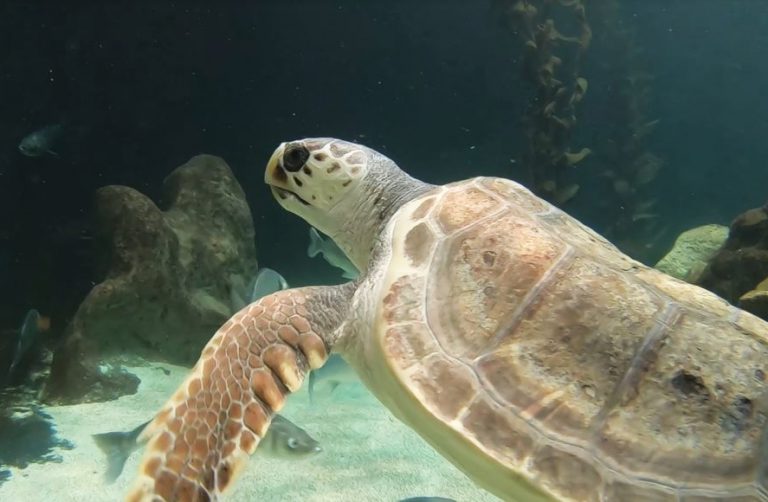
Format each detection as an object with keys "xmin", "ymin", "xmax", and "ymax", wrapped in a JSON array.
[{"xmin": 0, "ymin": 362, "xmax": 499, "ymax": 502}]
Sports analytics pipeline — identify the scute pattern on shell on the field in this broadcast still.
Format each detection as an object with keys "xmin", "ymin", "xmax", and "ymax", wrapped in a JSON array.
[{"xmin": 378, "ymin": 177, "xmax": 768, "ymax": 501}]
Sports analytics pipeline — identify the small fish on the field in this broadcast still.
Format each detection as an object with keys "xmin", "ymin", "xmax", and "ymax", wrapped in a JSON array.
[
  {"xmin": 6, "ymin": 309, "xmax": 50, "ymax": 382},
  {"xmin": 92, "ymin": 413, "xmax": 321, "ymax": 483},
  {"xmin": 18, "ymin": 124, "xmax": 64, "ymax": 157},
  {"xmin": 308, "ymin": 353, "xmax": 359, "ymax": 404},
  {"xmin": 307, "ymin": 227, "xmax": 359, "ymax": 280},
  {"xmin": 250, "ymin": 267, "xmax": 289, "ymax": 302}
]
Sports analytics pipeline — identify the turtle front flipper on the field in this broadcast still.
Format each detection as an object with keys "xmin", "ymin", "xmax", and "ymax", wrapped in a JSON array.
[{"xmin": 126, "ymin": 284, "xmax": 354, "ymax": 502}]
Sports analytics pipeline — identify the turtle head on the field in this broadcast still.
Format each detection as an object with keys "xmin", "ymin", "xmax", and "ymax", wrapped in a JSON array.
[
  {"xmin": 265, "ymin": 138, "xmax": 370, "ymax": 234},
  {"xmin": 266, "ymin": 138, "xmax": 433, "ymax": 271}
]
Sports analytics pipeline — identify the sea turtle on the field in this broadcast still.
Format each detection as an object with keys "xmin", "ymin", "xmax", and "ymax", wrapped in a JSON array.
[{"xmin": 127, "ymin": 138, "xmax": 768, "ymax": 501}]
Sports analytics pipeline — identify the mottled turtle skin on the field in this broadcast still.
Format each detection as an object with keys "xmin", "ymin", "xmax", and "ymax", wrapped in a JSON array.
[
  {"xmin": 358, "ymin": 176, "xmax": 768, "ymax": 501},
  {"xmin": 127, "ymin": 138, "xmax": 768, "ymax": 502}
]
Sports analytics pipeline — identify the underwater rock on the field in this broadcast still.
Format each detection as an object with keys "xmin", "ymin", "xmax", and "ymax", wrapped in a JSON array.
[
  {"xmin": 696, "ymin": 203, "xmax": 768, "ymax": 320},
  {"xmin": 42, "ymin": 154, "xmax": 257, "ymax": 404},
  {"xmin": 654, "ymin": 224, "xmax": 728, "ymax": 281}
]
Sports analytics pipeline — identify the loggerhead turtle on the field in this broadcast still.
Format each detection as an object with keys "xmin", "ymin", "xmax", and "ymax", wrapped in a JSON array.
[{"xmin": 127, "ymin": 138, "xmax": 768, "ymax": 501}]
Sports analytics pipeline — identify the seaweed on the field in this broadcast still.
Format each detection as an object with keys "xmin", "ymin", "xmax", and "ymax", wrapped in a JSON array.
[
  {"xmin": 497, "ymin": 0, "xmax": 592, "ymax": 205},
  {"xmin": 588, "ymin": 0, "xmax": 667, "ymax": 261}
]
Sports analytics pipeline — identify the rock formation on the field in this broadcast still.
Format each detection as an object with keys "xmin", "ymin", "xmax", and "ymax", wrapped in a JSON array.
[
  {"xmin": 696, "ymin": 203, "xmax": 768, "ymax": 321},
  {"xmin": 43, "ymin": 154, "xmax": 257, "ymax": 404},
  {"xmin": 654, "ymin": 224, "xmax": 728, "ymax": 282}
]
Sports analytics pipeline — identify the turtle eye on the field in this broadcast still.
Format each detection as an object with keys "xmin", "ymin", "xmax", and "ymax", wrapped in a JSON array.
[
  {"xmin": 287, "ymin": 437, "xmax": 299, "ymax": 449},
  {"xmin": 283, "ymin": 143, "xmax": 310, "ymax": 172}
]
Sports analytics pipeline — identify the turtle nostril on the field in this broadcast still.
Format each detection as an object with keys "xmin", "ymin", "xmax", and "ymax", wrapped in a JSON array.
[{"xmin": 283, "ymin": 143, "xmax": 310, "ymax": 172}]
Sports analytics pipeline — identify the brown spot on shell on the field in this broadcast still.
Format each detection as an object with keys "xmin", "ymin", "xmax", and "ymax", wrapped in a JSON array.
[
  {"xmin": 435, "ymin": 186, "xmax": 501, "ymax": 234},
  {"xmin": 302, "ymin": 165, "xmax": 312, "ymax": 176},
  {"xmin": 403, "ymin": 222, "xmax": 435, "ymax": 267},
  {"xmin": 721, "ymin": 396, "xmax": 754, "ymax": 433},
  {"xmin": 313, "ymin": 152, "xmax": 327, "ymax": 161},
  {"xmin": 327, "ymin": 162, "xmax": 340, "ymax": 174},
  {"xmin": 670, "ymin": 370, "xmax": 709, "ymax": 399}
]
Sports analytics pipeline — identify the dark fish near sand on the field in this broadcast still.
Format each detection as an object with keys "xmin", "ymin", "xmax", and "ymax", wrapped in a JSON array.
[
  {"xmin": 18, "ymin": 124, "xmax": 64, "ymax": 157},
  {"xmin": 92, "ymin": 413, "xmax": 321, "ymax": 483},
  {"xmin": 5, "ymin": 309, "xmax": 50, "ymax": 383}
]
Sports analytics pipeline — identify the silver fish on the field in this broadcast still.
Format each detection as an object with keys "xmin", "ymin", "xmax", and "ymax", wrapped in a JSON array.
[
  {"xmin": 308, "ymin": 353, "xmax": 359, "ymax": 404},
  {"xmin": 6, "ymin": 309, "xmax": 49, "ymax": 383},
  {"xmin": 250, "ymin": 267, "xmax": 289, "ymax": 302},
  {"xmin": 92, "ymin": 413, "xmax": 321, "ymax": 483},
  {"xmin": 307, "ymin": 227, "xmax": 359, "ymax": 280},
  {"xmin": 18, "ymin": 124, "xmax": 64, "ymax": 157}
]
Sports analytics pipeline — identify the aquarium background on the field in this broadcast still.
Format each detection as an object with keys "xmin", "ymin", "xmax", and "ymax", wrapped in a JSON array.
[{"xmin": 2, "ymin": 1, "xmax": 768, "ymax": 331}]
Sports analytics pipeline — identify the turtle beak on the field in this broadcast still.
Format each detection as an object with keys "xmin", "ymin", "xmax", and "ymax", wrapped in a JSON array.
[
  {"xmin": 265, "ymin": 142, "xmax": 288, "ymax": 189},
  {"xmin": 265, "ymin": 142, "xmax": 311, "ymax": 206}
]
